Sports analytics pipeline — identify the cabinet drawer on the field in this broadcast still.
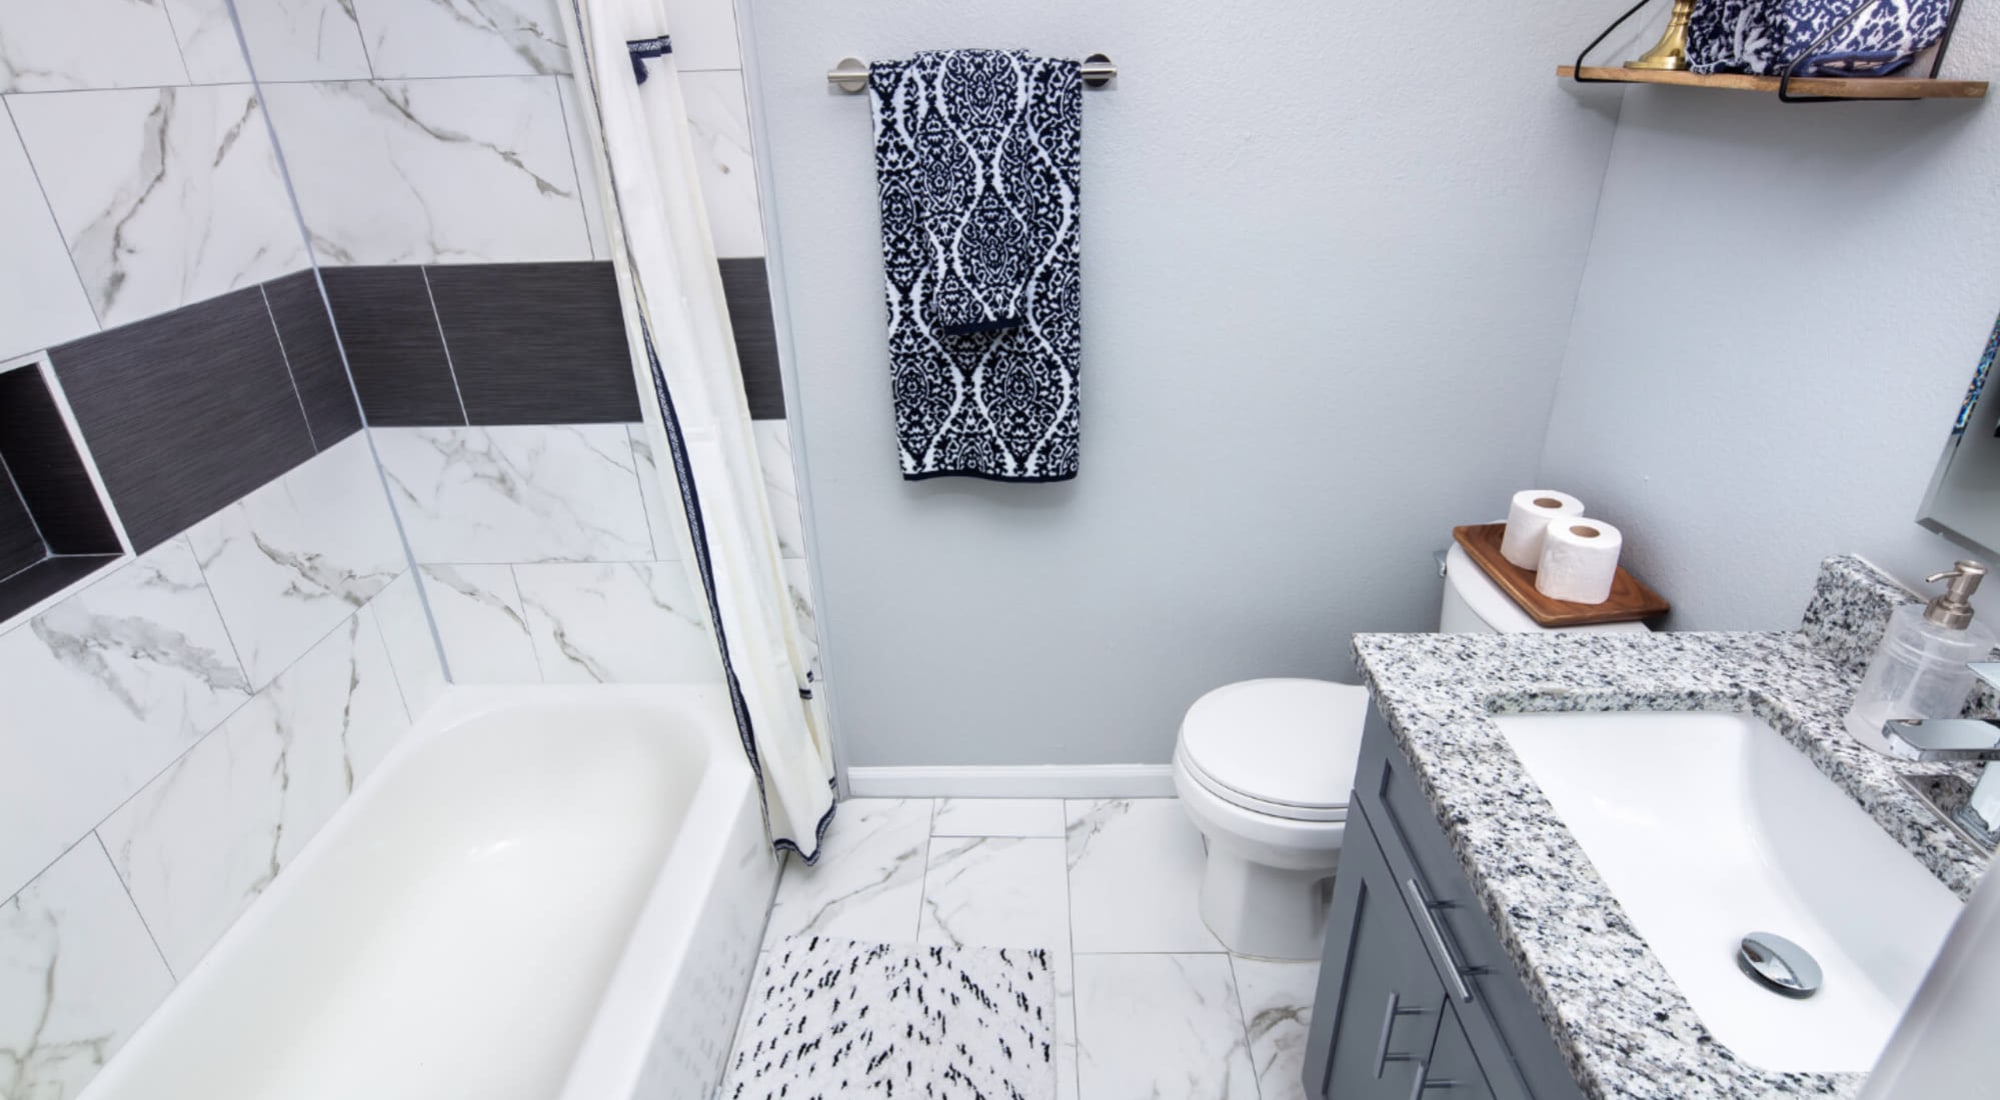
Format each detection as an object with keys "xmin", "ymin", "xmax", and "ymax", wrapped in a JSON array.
[{"xmin": 1355, "ymin": 702, "xmax": 1586, "ymax": 1100}]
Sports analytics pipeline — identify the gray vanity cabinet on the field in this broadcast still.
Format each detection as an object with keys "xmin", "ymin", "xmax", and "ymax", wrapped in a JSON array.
[{"xmin": 1302, "ymin": 702, "xmax": 1585, "ymax": 1100}]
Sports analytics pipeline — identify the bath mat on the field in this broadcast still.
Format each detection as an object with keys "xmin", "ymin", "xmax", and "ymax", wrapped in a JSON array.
[{"xmin": 722, "ymin": 935, "xmax": 1056, "ymax": 1099}]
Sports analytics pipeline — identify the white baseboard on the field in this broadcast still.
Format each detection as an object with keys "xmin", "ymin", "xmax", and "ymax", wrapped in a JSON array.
[{"xmin": 843, "ymin": 764, "xmax": 1177, "ymax": 800}]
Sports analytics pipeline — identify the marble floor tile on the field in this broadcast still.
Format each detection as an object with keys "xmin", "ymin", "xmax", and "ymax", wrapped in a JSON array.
[
  {"xmin": 260, "ymin": 76, "xmax": 589, "ymax": 266},
  {"xmin": 0, "ymin": 537, "xmax": 252, "ymax": 902},
  {"xmin": 0, "ymin": 0, "xmax": 189, "ymax": 92},
  {"xmin": 1072, "ymin": 953, "xmax": 1258, "ymax": 1100},
  {"xmin": 1066, "ymin": 799, "xmax": 1224, "ymax": 954},
  {"xmin": 678, "ymin": 70, "xmax": 764, "ymax": 259},
  {"xmin": 0, "ymin": 840, "xmax": 175, "ymax": 1100},
  {"xmin": 9, "ymin": 85, "xmax": 307, "ymax": 327},
  {"xmin": 99, "ymin": 610, "xmax": 408, "ymax": 974},
  {"xmin": 418, "ymin": 564, "xmax": 541, "ymax": 684},
  {"xmin": 764, "ymin": 799, "xmax": 931, "ymax": 945},
  {"xmin": 933, "ymin": 799, "xmax": 1067, "ymax": 838},
  {"xmin": 372, "ymin": 425, "xmax": 652, "ymax": 564},
  {"xmin": 350, "ymin": 0, "xmax": 569, "ymax": 79},
  {"xmin": 187, "ymin": 432, "xmax": 404, "ymax": 689},
  {"xmin": 751, "ymin": 421, "xmax": 804, "ymax": 559},
  {"xmin": 365, "ymin": 572, "xmax": 449, "ymax": 719},
  {"xmin": 0, "ymin": 108, "xmax": 98, "ymax": 362},
  {"xmin": 514, "ymin": 561, "xmax": 719, "ymax": 684},
  {"xmin": 918, "ymin": 837, "xmax": 1068, "ymax": 952},
  {"xmin": 1230, "ymin": 956, "xmax": 1321, "ymax": 1100}
]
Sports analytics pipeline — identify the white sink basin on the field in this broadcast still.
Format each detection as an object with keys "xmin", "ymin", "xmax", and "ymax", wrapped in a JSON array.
[{"xmin": 1492, "ymin": 711, "xmax": 1963, "ymax": 1074}]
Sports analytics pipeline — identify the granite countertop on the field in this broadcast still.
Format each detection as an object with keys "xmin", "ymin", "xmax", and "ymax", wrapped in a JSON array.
[{"xmin": 1350, "ymin": 557, "xmax": 1992, "ymax": 1100}]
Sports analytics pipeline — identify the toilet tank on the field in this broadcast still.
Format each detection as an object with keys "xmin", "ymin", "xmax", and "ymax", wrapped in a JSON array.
[{"xmin": 1439, "ymin": 543, "xmax": 1650, "ymax": 635}]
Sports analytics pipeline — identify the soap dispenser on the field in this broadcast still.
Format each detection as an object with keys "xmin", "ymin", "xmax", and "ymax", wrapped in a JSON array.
[{"xmin": 1844, "ymin": 561, "xmax": 1998, "ymax": 753}]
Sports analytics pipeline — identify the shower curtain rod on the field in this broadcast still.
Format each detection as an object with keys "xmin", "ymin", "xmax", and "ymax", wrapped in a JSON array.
[{"xmin": 826, "ymin": 53, "xmax": 1117, "ymax": 93}]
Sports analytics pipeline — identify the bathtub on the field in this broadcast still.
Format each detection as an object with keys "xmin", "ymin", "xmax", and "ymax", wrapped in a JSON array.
[{"xmin": 82, "ymin": 684, "xmax": 779, "ymax": 1100}]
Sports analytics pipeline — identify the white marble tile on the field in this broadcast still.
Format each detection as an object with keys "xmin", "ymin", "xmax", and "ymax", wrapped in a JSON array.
[
  {"xmin": 556, "ymin": 74, "xmax": 610, "ymax": 259},
  {"xmin": 515, "ymin": 560, "xmax": 717, "ymax": 683},
  {"xmin": 418, "ymin": 563, "xmax": 540, "ymax": 683},
  {"xmin": 0, "ymin": 841, "xmax": 174, "ymax": 1100},
  {"xmin": 764, "ymin": 799, "xmax": 931, "ymax": 945},
  {"xmin": 782, "ymin": 557, "xmax": 818, "ymax": 678},
  {"xmin": 351, "ymin": 0, "xmax": 568, "ymax": 78},
  {"xmin": 99, "ymin": 610, "xmax": 408, "ymax": 975},
  {"xmin": 933, "ymin": 799, "xmax": 1067, "ymax": 838},
  {"xmin": 1231, "ymin": 957, "xmax": 1320, "ymax": 1100},
  {"xmin": 9, "ymin": 85, "xmax": 307, "ymax": 327},
  {"xmin": 163, "ymin": 0, "xmax": 372, "ymax": 83},
  {"xmin": 1073, "ymin": 954, "xmax": 1258, "ymax": 1100},
  {"xmin": 627, "ymin": 426, "xmax": 690, "ymax": 561},
  {"xmin": 1066, "ymin": 799, "xmax": 1224, "ymax": 954},
  {"xmin": 751, "ymin": 420, "xmax": 804, "ymax": 559},
  {"xmin": 260, "ymin": 76, "xmax": 589, "ymax": 266},
  {"xmin": 677, "ymin": 69, "xmax": 763, "ymax": 258},
  {"xmin": 0, "ymin": 537, "xmax": 252, "ymax": 902},
  {"xmin": 371, "ymin": 425, "xmax": 652, "ymax": 563},
  {"xmin": 187, "ymin": 432, "xmax": 405, "ymax": 690},
  {"xmin": 0, "ymin": 105, "xmax": 98, "ymax": 361},
  {"xmin": 918, "ymin": 836, "xmax": 1068, "ymax": 952},
  {"xmin": 0, "ymin": 0, "xmax": 189, "ymax": 92},
  {"xmin": 661, "ymin": 0, "xmax": 741, "ymax": 71},
  {"xmin": 366, "ymin": 571, "xmax": 448, "ymax": 718}
]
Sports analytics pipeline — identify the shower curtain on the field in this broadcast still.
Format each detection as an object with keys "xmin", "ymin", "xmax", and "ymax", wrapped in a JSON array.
[{"xmin": 558, "ymin": 0, "xmax": 836, "ymax": 861}]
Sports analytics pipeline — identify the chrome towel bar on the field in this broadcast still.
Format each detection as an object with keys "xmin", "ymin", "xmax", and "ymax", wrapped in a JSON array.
[{"xmin": 827, "ymin": 53, "xmax": 1117, "ymax": 93}]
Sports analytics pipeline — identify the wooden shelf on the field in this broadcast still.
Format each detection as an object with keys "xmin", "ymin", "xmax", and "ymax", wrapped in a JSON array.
[{"xmin": 1557, "ymin": 65, "xmax": 1987, "ymax": 99}]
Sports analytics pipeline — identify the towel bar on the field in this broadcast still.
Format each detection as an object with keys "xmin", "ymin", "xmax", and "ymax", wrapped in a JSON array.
[{"xmin": 827, "ymin": 53, "xmax": 1116, "ymax": 93}]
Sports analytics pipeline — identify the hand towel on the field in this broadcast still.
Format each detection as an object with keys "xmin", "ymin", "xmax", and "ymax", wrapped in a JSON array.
[{"xmin": 870, "ymin": 50, "xmax": 1083, "ymax": 482}]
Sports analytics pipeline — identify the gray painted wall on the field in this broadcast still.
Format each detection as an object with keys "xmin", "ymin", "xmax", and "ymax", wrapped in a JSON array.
[
  {"xmin": 1539, "ymin": 15, "xmax": 2000, "ymax": 631},
  {"xmin": 746, "ymin": 0, "xmax": 1628, "ymax": 766}
]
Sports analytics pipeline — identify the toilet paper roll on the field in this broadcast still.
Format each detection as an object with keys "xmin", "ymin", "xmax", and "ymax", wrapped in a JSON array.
[
  {"xmin": 1535, "ymin": 519, "xmax": 1624, "ymax": 604},
  {"xmin": 1499, "ymin": 490, "xmax": 1586, "ymax": 570}
]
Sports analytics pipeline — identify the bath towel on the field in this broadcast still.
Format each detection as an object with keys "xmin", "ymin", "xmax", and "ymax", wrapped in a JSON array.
[{"xmin": 870, "ymin": 50, "xmax": 1083, "ymax": 482}]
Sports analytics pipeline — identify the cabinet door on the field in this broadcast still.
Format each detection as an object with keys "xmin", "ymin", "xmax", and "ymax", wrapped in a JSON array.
[
  {"xmin": 1303, "ymin": 804, "xmax": 1446, "ymax": 1100},
  {"xmin": 1418, "ymin": 1004, "xmax": 1499, "ymax": 1100}
]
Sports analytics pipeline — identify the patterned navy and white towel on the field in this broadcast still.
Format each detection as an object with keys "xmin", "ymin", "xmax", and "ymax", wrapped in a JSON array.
[
  {"xmin": 869, "ymin": 50, "xmax": 1083, "ymax": 482},
  {"xmin": 723, "ymin": 935, "xmax": 1057, "ymax": 1099}
]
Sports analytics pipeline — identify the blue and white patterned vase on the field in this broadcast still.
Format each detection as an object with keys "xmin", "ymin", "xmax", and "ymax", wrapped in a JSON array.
[{"xmin": 1686, "ymin": 0, "xmax": 1953, "ymax": 75}]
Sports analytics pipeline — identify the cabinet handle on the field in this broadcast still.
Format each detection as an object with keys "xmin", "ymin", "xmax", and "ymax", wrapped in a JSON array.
[
  {"xmin": 1373, "ymin": 991, "xmax": 1427, "ymax": 1079},
  {"xmin": 1408, "ymin": 1060, "xmax": 1460, "ymax": 1097},
  {"xmin": 1405, "ymin": 877, "xmax": 1473, "ymax": 1003}
]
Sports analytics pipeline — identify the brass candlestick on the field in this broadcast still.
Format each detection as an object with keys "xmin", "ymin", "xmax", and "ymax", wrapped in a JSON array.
[{"xmin": 1625, "ymin": 0, "xmax": 1697, "ymax": 71}]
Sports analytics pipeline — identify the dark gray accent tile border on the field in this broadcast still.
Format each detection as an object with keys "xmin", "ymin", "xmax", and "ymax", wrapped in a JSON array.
[
  {"xmin": 318, "ymin": 266, "xmax": 465, "ymax": 428},
  {"xmin": 720, "ymin": 258, "xmax": 785, "ymax": 419},
  {"xmin": 49, "ymin": 287, "xmax": 318, "ymax": 552},
  {"xmin": 264, "ymin": 270, "xmax": 364, "ymax": 447},
  {"xmin": 0, "ymin": 365, "xmax": 120, "ymax": 556},
  {"xmin": 426, "ymin": 262, "xmax": 642, "ymax": 425}
]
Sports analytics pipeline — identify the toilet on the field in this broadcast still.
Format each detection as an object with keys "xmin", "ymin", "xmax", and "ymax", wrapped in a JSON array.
[{"xmin": 1173, "ymin": 542, "xmax": 1651, "ymax": 959}]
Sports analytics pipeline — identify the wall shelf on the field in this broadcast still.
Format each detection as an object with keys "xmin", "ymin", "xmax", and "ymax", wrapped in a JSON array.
[{"xmin": 1558, "ymin": 65, "xmax": 1988, "ymax": 100}]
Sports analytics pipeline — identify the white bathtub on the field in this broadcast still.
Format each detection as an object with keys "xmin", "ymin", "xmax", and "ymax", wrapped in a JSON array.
[{"xmin": 82, "ymin": 685, "xmax": 779, "ymax": 1100}]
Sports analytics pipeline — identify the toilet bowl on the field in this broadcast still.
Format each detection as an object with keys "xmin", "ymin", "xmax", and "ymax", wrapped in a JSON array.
[{"xmin": 1174, "ymin": 542, "xmax": 1653, "ymax": 959}]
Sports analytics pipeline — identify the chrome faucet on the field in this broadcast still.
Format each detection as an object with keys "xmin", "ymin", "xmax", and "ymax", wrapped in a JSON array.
[{"xmin": 1884, "ymin": 661, "xmax": 2000, "ymax": 850}]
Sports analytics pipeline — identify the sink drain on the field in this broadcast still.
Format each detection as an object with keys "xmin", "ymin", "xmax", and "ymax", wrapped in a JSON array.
[{"xmin": 1737, "ymin": 932, "xmax": 1822, "ymax": 999}]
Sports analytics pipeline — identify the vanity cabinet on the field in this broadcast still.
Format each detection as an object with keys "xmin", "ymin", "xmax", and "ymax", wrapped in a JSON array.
[{"xmin": 1302, "ymin": 703, "xmax": 1584, "ymax": 1100}]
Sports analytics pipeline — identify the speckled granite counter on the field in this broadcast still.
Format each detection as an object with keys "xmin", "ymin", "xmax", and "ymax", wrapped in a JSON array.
[{"xmin": 1351, "ymin": 556, "xmax": 1991, "ymax": 1100}]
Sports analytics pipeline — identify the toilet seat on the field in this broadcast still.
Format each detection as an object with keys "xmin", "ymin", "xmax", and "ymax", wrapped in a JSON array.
[{"xmin": 1175, "ymin": 679, "xmax": 1369, "ymax": 824}]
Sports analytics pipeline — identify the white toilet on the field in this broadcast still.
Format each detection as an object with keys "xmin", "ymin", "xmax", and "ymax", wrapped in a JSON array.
[{"xmin": 1173, "ymin": 542, "xmax": 1651, "ymax": 959}]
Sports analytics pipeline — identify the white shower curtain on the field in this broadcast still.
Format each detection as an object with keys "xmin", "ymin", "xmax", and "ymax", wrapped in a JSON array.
[{"xmin": 558, "ymin": 0, "xmax": 835, "ymax": 860}]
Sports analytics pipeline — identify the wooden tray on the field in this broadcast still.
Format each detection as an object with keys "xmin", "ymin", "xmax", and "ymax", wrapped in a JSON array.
[{"xmin": 1452, "ymin": 523, "xmax": 1669, "ymax": 627}]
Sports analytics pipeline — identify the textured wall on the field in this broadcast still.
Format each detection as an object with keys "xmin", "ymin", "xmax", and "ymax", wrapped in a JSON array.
[
  {"xmin": 745, "ymin": 0, "xmax": 1629, "ymax": 766},
  {"xmin": 1539, "ymin": 14, "xmax": 2000, "ymax": 630}
]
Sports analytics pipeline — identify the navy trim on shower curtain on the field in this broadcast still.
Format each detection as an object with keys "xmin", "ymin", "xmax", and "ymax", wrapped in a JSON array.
[{"xmin": 638, "ymin": 321, "xmax": 837, "ymax": 865}]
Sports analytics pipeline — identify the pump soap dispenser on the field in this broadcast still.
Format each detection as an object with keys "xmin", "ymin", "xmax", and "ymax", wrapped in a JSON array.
[{"xmin": 1844, "ymin": 561, "xmax": 1998, "ymax": 753}]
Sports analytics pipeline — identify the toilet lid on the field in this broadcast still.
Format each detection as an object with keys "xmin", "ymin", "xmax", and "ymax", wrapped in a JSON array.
[{"xmin": 1177, "ymin": 679, "xmax": 1368, "ymax": 820}]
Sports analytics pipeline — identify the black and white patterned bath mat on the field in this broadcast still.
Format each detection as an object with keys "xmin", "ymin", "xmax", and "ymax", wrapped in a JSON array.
[{"xmin": 723, "ymin": 935, "xmax": 1056, "ymax": 1099}]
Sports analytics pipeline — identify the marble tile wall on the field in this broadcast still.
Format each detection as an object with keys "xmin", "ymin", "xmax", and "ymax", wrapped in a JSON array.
[{"xmin": 0, "ymin": 434, "xmax": 435, "ymax": 1100}]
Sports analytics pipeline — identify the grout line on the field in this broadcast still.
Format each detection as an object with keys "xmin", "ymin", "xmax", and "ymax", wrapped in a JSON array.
[
  {"xmin": 151, "ymin": 0, "xmax": 199, "ymax": 87},
  {"xmin": 549, "ymin": 72, "xmax": 598, "ymax": 259},
  {"xmin": 4, "ymin": 98, "xmax": 103, "ymax": 332},
  {"xmin": 1223, "ymin": 951, "xmax": 1264, "ymax": 1100},
  {"xmin": 95, "ymin": 830, "xmax": 178, "ymax": 981},
  {"xmin": 419, "ymin": 266, "xmax": 473, "ymax": 426},
  {"xmin": 260, "ymin": 283, "xmax": 320, "ymax": 451}
]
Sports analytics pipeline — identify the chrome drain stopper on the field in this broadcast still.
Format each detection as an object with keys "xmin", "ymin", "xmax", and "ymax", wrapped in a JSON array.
[{"xmin": 1737, "ymin": 932, "xmax": 1822, "ymax": 998}]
